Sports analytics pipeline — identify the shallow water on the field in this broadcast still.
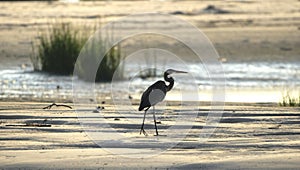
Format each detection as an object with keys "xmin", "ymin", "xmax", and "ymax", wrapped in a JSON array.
[{"xmin": 0, "ymin": 61, "xmax": 299, "ymax": 102}]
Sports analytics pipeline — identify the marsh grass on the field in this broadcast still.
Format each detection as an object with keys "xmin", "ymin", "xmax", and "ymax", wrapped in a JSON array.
[
  {"xmin": 31, "ymin": 23, "xmax": 86, "ymax": 75},
  {"xmin": 31, "ymin": 22, "xmax": 123, "ymax": 82},
  {"xmin": 280, "ymin": 91, "xmax": 300, "ymax": 107}
]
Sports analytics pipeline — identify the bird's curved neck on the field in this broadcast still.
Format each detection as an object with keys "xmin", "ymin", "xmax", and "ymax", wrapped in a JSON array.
[{"xmin": 164, "ymin": 73, "xmax": 174, "ymax": 92}]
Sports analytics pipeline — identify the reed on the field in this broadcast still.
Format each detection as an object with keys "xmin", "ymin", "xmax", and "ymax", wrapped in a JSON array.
[
  {"xmin": 31, "ymin": 22, "xmax": 123, "ymax": 82},
  {"xmin": 280, "ymin": 91, "xmax": 300, "ymax": 107},
  {"xmin": 31, "ymin": 23, "xmax": 86, "ymax": 75}
]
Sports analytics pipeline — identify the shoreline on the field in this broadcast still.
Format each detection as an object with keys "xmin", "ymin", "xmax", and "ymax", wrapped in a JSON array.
[{"xmin": 0, "ymin": 86, "xmax": 294, "ymax": 104}]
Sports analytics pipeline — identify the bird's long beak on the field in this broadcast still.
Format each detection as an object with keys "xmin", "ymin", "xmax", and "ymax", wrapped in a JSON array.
[{"xmin": 172, "ymin": 70, "xmax": 188, "ymax": 74}]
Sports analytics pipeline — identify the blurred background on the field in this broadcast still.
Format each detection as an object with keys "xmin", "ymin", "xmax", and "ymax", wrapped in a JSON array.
[{"xmin": 0, "ymin": 0, "xmax": 299, "ymax": 104}]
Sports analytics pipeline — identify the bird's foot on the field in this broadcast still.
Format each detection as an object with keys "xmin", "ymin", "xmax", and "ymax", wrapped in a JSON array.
[{"xmin": 140, "ymin": 128, "xmax": 148, "ymax": 136}]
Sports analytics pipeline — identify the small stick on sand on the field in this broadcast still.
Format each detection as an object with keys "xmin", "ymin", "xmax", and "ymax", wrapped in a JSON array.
[{"xmin": 43, "ymin": 103, "xmax": 72, "ymax": 109}]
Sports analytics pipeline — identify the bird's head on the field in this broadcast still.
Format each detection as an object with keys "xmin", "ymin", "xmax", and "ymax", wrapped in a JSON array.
[
  {"xmin": 164, "ymin": 69, "xmax": 188, "ymax": 78},
  {"xmin": 165, "ymin": 69, "xmax": 188, "ymax": 75}
]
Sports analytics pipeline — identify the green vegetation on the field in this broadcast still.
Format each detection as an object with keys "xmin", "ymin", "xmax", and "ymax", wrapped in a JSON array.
[
  {"xmin": 31, "ymin": 22, "xmax": 123, "ymax": 82},
  {"xmin": 31, "ymin": 23, "xmax": 86, "ymax": 75},
  {"xmin": 96, "ymin": 44, "xmax": 123, "ymax": 82},
  {"xmin": 280, "ymin": 91, "xmax": 300, "ymax": 107}
]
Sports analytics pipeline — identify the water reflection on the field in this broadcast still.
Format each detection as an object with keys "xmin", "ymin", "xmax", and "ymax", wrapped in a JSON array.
[{"xmin": 0, "ymin": 62, "xmax": 299, "ymax": 102}]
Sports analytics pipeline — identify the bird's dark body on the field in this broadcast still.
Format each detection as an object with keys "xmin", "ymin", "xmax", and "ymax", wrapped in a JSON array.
[
  {"xmin": 138, "ymin": 80, "xmax": 167, "ymax": 111},
  {"xmin": 138, "ymin": 69, "xmax": 185, "ymax": 136}
]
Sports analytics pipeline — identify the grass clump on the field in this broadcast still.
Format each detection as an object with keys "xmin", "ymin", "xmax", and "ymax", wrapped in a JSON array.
[
  {"xmin": 279, "ymin": 91, "xmax": 300, "ymax": 107},
  {"xmin": 96, "ymin": 44, "xmax": 123, "ymax": 82},
  {"xmin": 31, "ymin": 23, "xmax": 86, "ymax": 75},
  {"xmin": 31, "ymin": 22, "xmax": 123, "ymax": 81}
]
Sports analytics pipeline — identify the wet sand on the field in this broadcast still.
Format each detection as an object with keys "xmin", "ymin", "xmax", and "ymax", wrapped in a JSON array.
[{"xmin": 0, "ymin": 101, "xmax": 299, "ymax": 169}]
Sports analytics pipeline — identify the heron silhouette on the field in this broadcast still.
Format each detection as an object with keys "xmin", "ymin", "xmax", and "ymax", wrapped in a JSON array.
[{"xmin": 138, "ymin": 69, "xmax": 187, "ymax": 136}]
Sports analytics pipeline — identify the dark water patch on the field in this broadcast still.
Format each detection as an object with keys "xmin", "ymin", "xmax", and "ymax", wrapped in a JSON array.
[
  {"xmin": 93, "ymin": 141, "xmax": 171, "ymax": 149},
  {"xmin": 0, "ymin": 115, "xmax": 35, "ymax": 119},
  {"xmin": 5, "ymin": 124, "xmax": 51, "ymax": 127},
  {"xmin": 24, "ymin": 120, "xmax": 69, "ymax": 126},
  {"xmin": 220, "ymin": 118, "xmax": 259, "ymax": 123},
  {"xmin": 103, "ymin": 116, "xmax": 127, "ymax": 119},
  {"xmin": 0, "ymin": 13, "xmax": 8, "ymax": 17},
  {"xmin": 197, "ymin": 111, "xmax": 300, "ymax": 118},
  {"xmin": 281, "ymin": 121, "xmax": 300, "ymax": 124},
  {"xmin": 36, "ymin": 128, "xmax": 83, "ymax": 133},
  {"xmin": 53, "ymin": 143, "xmax": 99, "ymax": 149},
  {"xmin": 100, "ymin": 122, "xmax": 217, "ymax": 131},
  {"xmin": 1, "ymin": 126, "xmax": 83, "ymax": 133},
  {"xmin": 0, "ymin": 145, "xmax": 95, "ymax": 150},
  {"xmin": 280, "ymin": 47, "xmax": 293, "ymax": 51},
  {"xmin": 108, "ymin": 123, "xmax": 156, "ymax": 130},
  {"xmin": 0, "ymin": 147, "xmax": 37, "ymax": 151},
  {"xmin": 171, "ymin": 5, "xmax": 233, "ymax": 16},
  {"xmin": 175, "ymin": 142, "xmax": 300, "ymax": 150},
  {"xmin": 0, "ymin": 115, "xmax": 77, "ymax": 120},
  {"xmin": 0, "ymin": 137, "xmax": 31, "ymax": 141},
  {"xmin": 254, "ymin": 132, "xmax": 300, "ymax": 136},
  {"xmin": 217, "ymin": 112, "xmax": 300, "ymax": 117},
  {"xmin": 237, "ymin": 0, "xmax": 256, "ymax": 4},
  {"xmin": 170, "ymin": 11, "xmax": 185, "ymax": 15},
  {"xmin": 202, "ymin": 5, "xmax": 231, "ymax": 14},
  {"xmin": 67, "ymin": 13, "xmax": 125, "ymax": 19}
]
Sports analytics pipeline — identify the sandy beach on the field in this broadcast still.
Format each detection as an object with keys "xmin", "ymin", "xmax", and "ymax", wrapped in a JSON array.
[
  {"xmin": 1, "ymin": 101, "xmax": 300, "ymax": 169},
  {"xmin": 0, "ymin": 0, "xmax": 300, "ymax": 169}
]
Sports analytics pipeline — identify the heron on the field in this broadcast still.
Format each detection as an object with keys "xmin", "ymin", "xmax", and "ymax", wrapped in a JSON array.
[{"xmin": 138, "ymin": 69, "xmax": 188, "ymax": 136}]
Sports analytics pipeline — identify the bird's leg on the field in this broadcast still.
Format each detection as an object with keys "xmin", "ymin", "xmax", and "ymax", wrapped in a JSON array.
[
  {"xmin": 140, "ymin": 109, "xmax": 148, "ymax": 136},
  {"xmin": 153, "ymin": 106, "xmax": 159, "ymax": 136}
]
